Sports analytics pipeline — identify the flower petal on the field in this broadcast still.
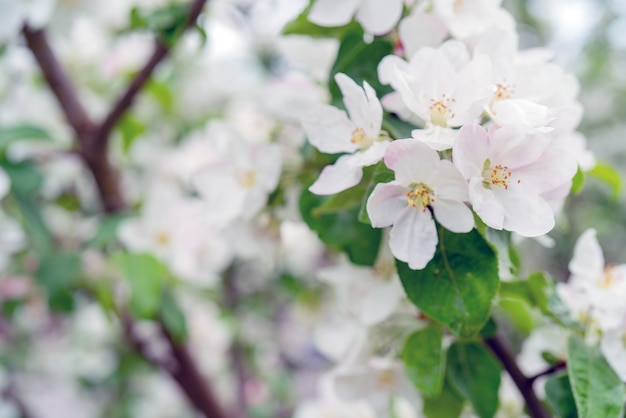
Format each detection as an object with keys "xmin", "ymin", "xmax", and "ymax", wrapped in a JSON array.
[
  {"xmin": 399, "ymin": 11, "xmax": 448, "ymax": 57},
  {"xmin": 367, "ymin": 182, "xmax": 408, "ymax": 227},
  {"xmin": 384, "ymin": 139, "xmax": 440, "ymax": 186},
  {"xmin": 453, "ymin": 123, "xmax": 490, "ymax": 180},
  {"xmin": 568, "ymin": 228, "xmax": 604, "ymax": 279},
  {"xmin": 356, "ymin": 0, "xmax": 403, "ymax": 35},
  {"xmin": 469, "ymin": 177, "xmax": 505, "ymax": 230},
  {"xmin": 301, "ymin": 104, "xmax": 358, "ymax": 154},
  {"xmin": 389, "ymin": 207, "xmax": 438, "ymax": 270},
  {"xmin": 431, "ymin": 160, "xmax": 469, "ymax": 201},
  {"xmin": 335, "ymin": 73, "xmax": 382, "ymax": 140},
  {"xmin": 495, "ymin": 187, "xmax": 555, "ymax": 237},
  {"xmin": 309, "ymin": 154, "xmax": 363, "ymax": 195},
  {"xmin": 432, "ymin": 199, "xmax": 474, "ymax": 233},
  {"xmin": 308, "ymin": 0, "xmax": 361, "ymax": 27}
]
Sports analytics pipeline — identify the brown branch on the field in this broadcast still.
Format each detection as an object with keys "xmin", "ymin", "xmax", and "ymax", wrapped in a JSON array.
[
  {"xmin": 484, "ymin": 335, "xmax": 550, "ymax": 418},
  {"xmin": 529, "ymin": 360, "xmax": 567, "ymax": 384},
  {"xmin": 91, "ymin": 0, "xmax": 207, "ymax": 155},
  {"xmin": 21, "ymin": 2, "xmax": 229, "ymax": 417}
]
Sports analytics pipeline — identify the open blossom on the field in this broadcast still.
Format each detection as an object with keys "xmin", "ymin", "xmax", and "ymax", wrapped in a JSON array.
[
  {"xmin": 379, "ymin": 41, "xmax": 493, "ymax": 150},
  {"xmin": 302, "ymin": 72, "xmax": 389, "ymax": 195},
  {"xmin": 307, "ymin": 0, "xmax": 404, "ymax": 35},
  {"xmin": 367, "ymin": 139, "xmax": 473, "ymax": 270},
  {"xmin": 452, "ymin": 123, "xmax": 576, "ymax": 237}
]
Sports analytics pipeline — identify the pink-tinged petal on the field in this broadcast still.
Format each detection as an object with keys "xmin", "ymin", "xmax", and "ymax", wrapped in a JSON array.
[
  {"xmin": 432, "ymin": 199, "xmax": 474, "ymax": 233},
  {"xmin": 453, "ymin": 124, "xmax": 490, "ymax": 180},
  {"xmin": 384, "ymin": 139, "xmax": 440, "ymax": 186},
  {"xmin": 469, "ymin": 177, "xmax": 505, "ymax": 230},
  {"xmin": 431, "ymin": 160, "xmax": 469, "ymax": 201},
  {"xmin": 389, "ymin": 207, "xmax": 438, "ymax": 270},
  {"xmin": 494, "ymin": 187, "xmax": 555, "ymax": 237},
  {"xmin": 367, "ymin": 182, "xmax": 408, "ymax": 227},
  {"xmin": 515, "ymin": 143, "xmax": 577, "ymax": 194},
  {"xmin": 490, "ymin": 125, "xmax": 551, "ymax": 169},
  {"xmin": 392, "ymin": 66, "xmax": 429, "ymax": 121},
  {"xmin": 350, "ymin": 140, "xmax": 389, "ymax": 167},
  {"xmin": 301, "ymin": 104, "xmax": 358, "ymax": 154},
  {"xmin": 309, "ymin": 154, "xmax": 363, "ymax": 195},
  {"xmin": 568, "ymin": 228, "xmax": 604, "ymax": 279},
  {"xmin": 399, "ymin": 11, "xmax": 448, "ymax": 57},
  {"xmin": 308, "ymin": 0, "xmax": 361, "ymax": 27},
  {"xmin": 356, "ymin": 0, "xmax": 403, "ymax": 35}
]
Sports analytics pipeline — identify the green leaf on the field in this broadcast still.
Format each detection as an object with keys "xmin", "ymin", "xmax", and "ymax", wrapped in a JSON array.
[
  {"xmin": 567, "ymin": 335, "xmax": 625, "ymax": 418},
  {"xmin": 312, "ymin": 181, "xmax": 369, "ymax": 216},
  {"xmin": 87, "ymin": 214, "xmax": 127, "ymax": 248},
  {"xmin": 423, "ymin": 377, "xmax": 465, "ymax": 418},
  {"xmin": 397, "ymin": 228, "xmax": 499, "ymax": 336},
  {"xmin": 382, "ymin": 114, "xmax": 419, "ymax": 140},
  {"xmin": 0, "ymin": 124, "xmax": 52, "ymax": 149},
  {"xmin": 358, "ymin": 162, "xmax": 394, "ymax": 225},
  {"xmin": 447, "ymin": 341, "xmax": 501, "ymax": 418},
  {"xmin": 545, "ymin": 373, "xmax": 578, "ymax": 418},
  {"xmin": 589, "ymin": 162, "xmax": 621, "ymax": 199},
  {"xmin": 328, "ymin": 27, "xmax": 393, "ymax": 102},
  {"xmin": 146, "ymin": 80, "xmax": 173, "ymax": 110},
  {"xmin": 282, "ymin": 4, "xmax": 359, "ymax": 38},
  {"xmin": 485, "ymin": 228, "xmax": 517, "ymax": 279},
  {"xmin": 160, "ymin": 290, "xmax": 187, "ymax": 343},
  {"xmin": 117, "ymin": 115, "xmax": 145, "ymax": 153},
  {"xmin": 571, "ymin": 166, "xmax": 585, "ymax": 195},
  {"xmin": 11, "ymin": 192, "xmax": 53, "ymax": 255},
  {"xmin": 35, "ymin": 252, "xmax": 82, "ymax": 293},
  {"xmin": 113, "ymin": 253, "xmax": 169, "ymax": 319},
  {"xmin": 2, "ymin": 161, "xmax": 43, "ymax": 196},
  {"xmin": 497, "ymin": 297, "xmax": 535, "ymax": 334},
  {"xmin": 402, "ymin": 326, "xmax": 445, "ymax": 396},
  {"xmin": 300, "ymin": 186, "xmax": 381, "ymax": 266}
]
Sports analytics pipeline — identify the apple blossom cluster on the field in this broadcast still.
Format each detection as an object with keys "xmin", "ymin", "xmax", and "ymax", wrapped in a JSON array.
[{"xmin": 303, "ymin": 1, "xmax": 587, "ymax": 271}]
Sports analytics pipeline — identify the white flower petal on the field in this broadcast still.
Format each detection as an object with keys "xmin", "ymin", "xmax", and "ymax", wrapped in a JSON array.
[
  {"xmin": 384, "ymin": 139, "xmax": 439, "ymax": 186},
  {"xmin": 367, "ymin": 182, "xmax": 408, "ymax": 227},
  {"xmin": 399, "ymin": 11, "xmax": 448, "ymax": 57},
  {"xmin": 356, "ymin": 0, "xmax": 403, "ymax": 35},
  {"xmin": 301, "ymin": 104, "xmax": 358, "ymax": 154},
  {"xmin": 453, "ymin": 123, "xmax": 490, "ymax": 180},
  {"xmin": 335, "ymin": 73, "xmax": 382, "ymax": 140},
  {"xmin": 193, "ymin": 164, "xmax": 246, "ymax": 223},
  {"xmin": 308, "ymin": 0, "xmax": 361, "ymax": 27},
  {"xmin": 568, "ymin": 228, "xmax": 604, "ymax": 279},
  {"xmin": 431, "ymin": 160, "xmax": 469, "ymax": 201},
  {"xmin": 432, "ymin": 199, "xmax": 474, "ymax": 233},
  {"xmin": 350, "ymin": 140, "xmax": 389, "ymax": 167},
  {"xmin": 389, "ymin": 207, "xmax": 438, "ymax": 270},
  {"xmin": 469, "ymin": 177, "xmax": 505, "ymax": 230},
  {"xmin": 309, "ymin": 154, "xmax": 363, "ymax": 195},
  {"xmin": 496, "ymin": 187, "xmax": 555, "ymax": 237}
]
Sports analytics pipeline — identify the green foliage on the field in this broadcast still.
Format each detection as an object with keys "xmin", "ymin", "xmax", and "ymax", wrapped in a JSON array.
[
  {"xmin": 300, "ymin": 179, "xmax": 382, "ymax": 266},
  {"xmin": 88, "ymin": 214, "xmax": 128, "ymax": 248},
  {"xmin": 397, "ymin": 228, "xmax": 499, "ymax": 336},
  {"xmin": 571, "ymin": 167, "xmax": 585, "ymax": 195},
  {"xmin": 358, "ymin": 162, "xmax": 394, "ymax": 225},
  {"xmin": 567, "ymin": 335, "xmax": 625, "ymax": 418},
  {"xmin": 117, "ymin": 114, "xmax": 146, "ymax": 153},
  {"xmin": 589, "ymin": 162, "xmax": 622, "ymax": 199},
  {"xmin": 113, "ymin": 253, "xmax": 169, "ymax": 319},
  {"xmin": 423, "ymin": 377, "xmax": 465, "ymax": 418},
  {"xmin": 402, "ymin": 326, "xmax": 445, "ymax": 396},
  {"xmin": 0, "ymin": 124, "xmax": 53, "ymax": 150},
  {"xmin": 282, "ymin": 4, "xmax": 360, "ymax": 39},
  {"xmin": 447, "ymin": 341, "xmax": 501, "ymax": 418},
  {"xmin": 328, "ymin": 27, "xmax": 393, "ymax": 103},
  {"xmin": 129, "ymin": 3, "xmax": 190, "ymax": 46},
  {"xmin": 382, "ymin": 114, "xmax": 419, "ymax": 140},
  {"xmin": 160, "ymin": 289, "xmax": 187, "ymax": 343},
  {"xmin": 484, "ymin": 228, "xmax": 519, "ymax": 279},
  {"xmin": 545, "ymin": 373, "xmax": 578, "ymax": 418},
  {"xmin": 35, "ymin": 251, "xmax": 82, "ymax": 312}
]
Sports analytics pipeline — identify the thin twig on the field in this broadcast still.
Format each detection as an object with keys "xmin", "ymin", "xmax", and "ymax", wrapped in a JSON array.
[
  {"xmin": 529, "ymin": 360, "xmax": 567, "ymax": 384},
  {"xmin": 484, "ymin": 335, "xmax": 551, "ymax": 418}
]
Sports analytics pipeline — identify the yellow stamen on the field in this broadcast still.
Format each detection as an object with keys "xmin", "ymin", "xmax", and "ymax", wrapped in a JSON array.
[{"xmin": 406, "ymin": 183, "xmax": 434, "ymax": 212}]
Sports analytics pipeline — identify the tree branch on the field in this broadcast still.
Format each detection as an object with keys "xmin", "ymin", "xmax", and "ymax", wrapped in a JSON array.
[
  {"xmin": 22, "ymin": 2, "xmax": 228, "ymax": 417},
  {"xmin": 484, "ymin": 334, "xmax": 551, "ymax": 418},
  {"xmin": 91, "ymin": 0, "xmax": 207, "ymax": 155},
  {"xmin": 529, "ymin": 360, "xmax": 567, "ymax": 384}
]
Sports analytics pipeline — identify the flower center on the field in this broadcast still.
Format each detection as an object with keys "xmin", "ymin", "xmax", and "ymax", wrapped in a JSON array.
[
  {"xmin": 599, "ymin": 266, "xmax": 620, "ymax": 289},
  {"xmin": 429, "ymin": 96, "xmax": 455, "ymax": 127},
  {"xmin": 406, "ymin": 183, "xmax": 434, "ymax": 212},
  {"xmin": 350, "ymin": 127, "xmax": 373, "ymax": 149},
  {"xmin": 375, "ymin": 369, "xmax": 395, "ymax": 389},
  {"xmin": 494, "ymin": 82, "xmax": 515, "ymax": 101},
  {"xmin": 374, "ymin": 259, "xmax": 396, "ymax": 282},
  {"xmin": 483, "ymin": 160, "xmax": 513, "ymax": 190},
  {"xmin": 156, "ymin": 231, "xmax": 171, "ymax": 246},
  {"xmin": 237, "ymin": 170, "xmax": 256, "ymax": 188}
]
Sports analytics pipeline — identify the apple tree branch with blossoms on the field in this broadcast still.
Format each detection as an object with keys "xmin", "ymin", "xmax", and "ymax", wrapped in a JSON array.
[{"xmin": 0, "ymin": 0, "xmax": 625, "ymax": 417}]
